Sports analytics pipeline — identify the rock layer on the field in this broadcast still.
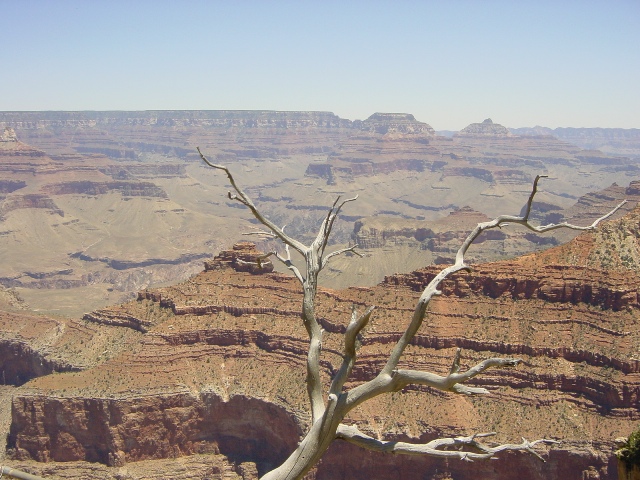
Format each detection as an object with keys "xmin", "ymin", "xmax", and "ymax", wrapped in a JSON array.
[
  {"xmin": 9, "ymin": 391, "xmax": 300, "ymax": 474},
  {"xmin": 5, "ymin": 228, "xmax": 640, "ymax": 478}
]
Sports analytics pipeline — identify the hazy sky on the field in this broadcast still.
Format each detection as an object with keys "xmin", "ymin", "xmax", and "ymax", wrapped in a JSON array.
[{"xmin": 1, "ymin": 1, "xmax": 638, "ymax": 130}]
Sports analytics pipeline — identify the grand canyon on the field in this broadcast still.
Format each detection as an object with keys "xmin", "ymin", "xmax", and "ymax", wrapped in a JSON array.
[{"xmin": 1, "ymin": 111, "xmax": 639, "ymax": 479}]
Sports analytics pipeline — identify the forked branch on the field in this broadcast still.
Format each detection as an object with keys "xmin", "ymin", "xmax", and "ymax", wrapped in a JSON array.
[
  {"xmin": 455, "ymin": 175, "xmax": 626, "ymax": 268},
  {"xmin": 313, "ymin": 195, "xmax": 358, "ymax": 259},
  {"xmin": 256, "ymin": 248, "xmax": 304, "ymax": 283},
  {"xmin": 391, "ymin": 354, "xmax": 521, "ymax": 396},
  {"xmin": 346, "ymin": 348, "xmax": 522, "ymax": 408},
  {"xmin": 198, "ymin": 147, "xmax": 308, "ymax": 254},
  {"xmin": 330, "ymin": 305, "xmax": 375, "ymax": 396},
  {"xmin": 199, "ymin": 149, "xmax": 364, "ymax": 424},
  {"xmin": 321, "ymin": 245, "xmax": 363, "ymax": 270}
]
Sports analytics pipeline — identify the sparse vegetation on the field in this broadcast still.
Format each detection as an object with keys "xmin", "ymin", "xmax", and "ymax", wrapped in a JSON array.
[{"xmin": 617, "ymin": 427, "xmax": 640, "ymax": 469}]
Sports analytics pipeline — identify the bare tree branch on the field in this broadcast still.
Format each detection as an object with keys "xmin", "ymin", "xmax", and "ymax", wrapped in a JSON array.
[
  {"xmin": 337, "ymin": 425, "xmax": 558, "ymax": 461},
  {"xmin": 374, "ymin": 176, "xmax": 626, "ymax": 381},
  {"xmin": 522, "ymin": 174, "xmax": 547, "ymax": 222},
  {"xmin": 449, "ymin": 347, "xmax": 462, "ymax": 375},
  {"xmin": 0, "ymin": 466, "xmax": 46, "ymax": 480},
  {"xmin": 390, "ymin": 356, "xmax": 521, "ymax": 394},
  {"xmin": 330, "ymin": 305, "xmax": 375, "ymax": 396},
  {"xmin": 255, "ymin": 249, "xmax": 305, "ymax": 283},
  {"xmin": 198, "ymin": 149, "xmax": 331, "ymax": 420},
  {"xmin": 306, "ymin": 328, "xmax": 325, "ymax": 422},
  {"xmin": 321, "ymin": 244, "xmax": 363, "ymax": 270},
  {"xmin": 314, "ymin": 197, "xmax": 358, "ymax": 248},
  {"xmin": 198, "ymin": 147, "xmax": 308, "ymax": 255},
  {"xmin": 346, "ymin": 348, "xmax": 521, "ymax": 408},
  {"xmin": 379, "ymin": 263, "xmax": 467, "ymax": 378}
]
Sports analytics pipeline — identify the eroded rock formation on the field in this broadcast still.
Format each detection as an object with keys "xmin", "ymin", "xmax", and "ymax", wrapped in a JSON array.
[
  {"xmin": 0, "ymin": 110, "xmax": 638, "ymax": 317},
  {"xmin": 456, "ymin": 118, "xmax": 512, "ymax": 137},
  {"xmin": 9, "ymin": 391, "xmax": 300, "ymax": 473},
  {"xmin": 3, "ymin": 220, "xmax": 639, "ymax": 478},
  {"xmin": 204, "ymin": 242, "xmax": 275, "ymax": 274}
]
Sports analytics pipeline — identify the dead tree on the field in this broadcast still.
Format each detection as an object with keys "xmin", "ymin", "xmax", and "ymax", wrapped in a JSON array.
[{"xmin": 199, "ymin": 148, "xmax": 625, "ymax": 480}]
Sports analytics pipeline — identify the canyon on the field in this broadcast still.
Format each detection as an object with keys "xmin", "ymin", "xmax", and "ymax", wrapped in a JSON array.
[
  {"xmin": 1, "ymin": 205, "xmax": 639, "ymax": 478},
  {"xmin": 1, "ymin": 111, "xmax": 639, "ymax": 315},
  {"xmin": 1, "ymin": 110, "xmax": 639, "ymax": 478}
]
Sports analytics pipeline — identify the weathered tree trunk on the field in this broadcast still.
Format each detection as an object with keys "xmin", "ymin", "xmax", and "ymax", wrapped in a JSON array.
[{"xmin": 262, "ymin": 398, "xmax": 344, "ymax": 480}]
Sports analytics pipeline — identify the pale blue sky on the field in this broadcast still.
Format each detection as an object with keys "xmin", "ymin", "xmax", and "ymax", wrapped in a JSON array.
[{"xmin": 1, "ymin": 1, "xmax": 638, "ymax": 130}]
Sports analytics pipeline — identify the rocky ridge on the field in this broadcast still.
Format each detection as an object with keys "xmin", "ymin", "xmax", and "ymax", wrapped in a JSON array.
[
  {"xmin": 511, "ymin": 126, "xmax": 640, "ymax": 158},
  {"xmin": 3, "ymin": 211, "xmax": 640, "ymax": 479},
  {"xmin": 455, "ymin": 118, "xmax": 512, "ymax": 137}
]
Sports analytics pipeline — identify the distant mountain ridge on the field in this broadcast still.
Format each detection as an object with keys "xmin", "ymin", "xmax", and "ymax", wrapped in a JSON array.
[{"xmin": 510, "ymin": 126, "xmax": 640, "ymax": 157}]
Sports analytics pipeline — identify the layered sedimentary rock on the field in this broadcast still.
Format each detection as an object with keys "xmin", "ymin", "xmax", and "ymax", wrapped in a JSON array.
[
  {"xmin": 2, "ymin": 111, "xmax": 639, "ymax": 478},
  {"xmin": 304, "ymin": 113, "xmax": 440, "ymax": 183},
  {"xmin": 0, "ymin": 130, "xmax": 231, "ymax": 316},
  {"xmin": 353, "ymin": 207, "xmax": 507, "ymax": 251},
  {"xmin": 0, "ymin": 308, "xmax": 143, "ymax": 387},
  {"xmin": 97, "ymin": 163, "xmax": 186, "ymax": 178},
  {"xmin": 455, "ymin": 118, "xmax": 512, "ymax": 137},
  {"xmin": 42, "ymin": 181, "xmax": 168, "ymax": 198},
  {"xmin": 385, "ymin": 261, "xmax": 640, "ymax": 313},
  {"xmin": 0, "ymin": 194, "xmax": 64, "ymax": 219},
  {"xmin": 204, "ymin": 242, "xmax": 275, "ymax": 274},
  {"xmin": 5, "ymin": 221, "xmax": 640, "ymax": 479},
  {"xmin": 0, "ymin": 109, "xmax": 638, "ymax": 324},
  {"xmin": 351, "ymin": 203, "xmax": 570, "ymax": 268},
  {"xmin": 0, "ymin": 110, "xmax": 353, "ymax": 161},
  {"xmin": 354, "ymin": 112, "xmax": 436, "ymax": 136},
  {"xmin": 9, "ymin": 390, "xmax": 300, "ymax": 471}
]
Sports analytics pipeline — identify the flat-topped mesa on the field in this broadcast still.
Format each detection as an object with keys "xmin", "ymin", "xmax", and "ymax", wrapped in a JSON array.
[
  {"xmin": 204, "ymin": 242, "xmax": 274, "ymax": 274},
  {"xmin": 455, "ymin": 118, "xmax": 512, "ymax": 137},
  {"xmin": 355, "ymin": 112, "xmax": 436, "ymax": 136}
]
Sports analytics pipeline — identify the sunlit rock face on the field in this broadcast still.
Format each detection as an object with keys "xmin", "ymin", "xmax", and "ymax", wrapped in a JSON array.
[
  {"xmin": 1, "ymin": 110, "xmax": 639, "ymax": 478},
  {"xmin": 4, "ymin": 211, "xmax": 639, "ymax": 478}
]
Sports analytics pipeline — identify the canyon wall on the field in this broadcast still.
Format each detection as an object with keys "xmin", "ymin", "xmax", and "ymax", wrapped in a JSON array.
[{"xmin": 4, "ymin": 233, "xmax": 639, "ymax": 478}]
